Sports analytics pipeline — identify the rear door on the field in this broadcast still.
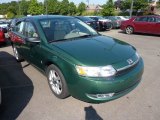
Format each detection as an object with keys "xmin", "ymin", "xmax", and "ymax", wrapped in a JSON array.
[
  {"xmin": 133, "ymin": 17, "xmax": 148, "ymax": 33},
  {"xmin": 147, "ymin": 16, "xmax": 157, "ymax": 34},
  {"xmin": 155, "ymin": 17, "xmax": 160, "ymax": 35},
  {"xmin": 10, "ymin": 21, "xmax": 26, "ymax": 57}
]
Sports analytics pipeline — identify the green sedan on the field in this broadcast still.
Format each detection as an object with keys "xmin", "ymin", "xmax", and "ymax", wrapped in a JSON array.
[{"xmin": 10, "ymin": 15, "xmax": 144, "ymax": 103}]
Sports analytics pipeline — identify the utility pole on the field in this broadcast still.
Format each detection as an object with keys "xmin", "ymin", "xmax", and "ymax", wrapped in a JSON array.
[{"xmin": 130, "ymin": 0, "xmax": 134, "ymax": 18}]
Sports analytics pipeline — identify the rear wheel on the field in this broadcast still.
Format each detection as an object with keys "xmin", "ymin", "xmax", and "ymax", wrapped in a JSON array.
[
  {"xmin": 46, "ymin": 64, "xmax": 69, "ymax": 99},
  {"xmin": 107, "ymin": 23, "xmax": 113, "ymax": 30},
  {"xmin": 13, "ymin": 45, "xmax": 23, "ymax": 62},
  {"xmin": 125, "ymin": 26, "xmax": 134, "ymax": 34}
]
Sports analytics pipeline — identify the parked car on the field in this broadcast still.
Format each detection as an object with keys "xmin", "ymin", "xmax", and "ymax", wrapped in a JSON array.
[
  {"xmin": 8, "ymin": 18, "xmax": 19, "ymax": 31},
  {"xmin": 74, "ymin": 16, "xmax": 98, "ymax": 30},
  {"xmin": 116, "ymin": 16, "xmax": 129, "ymax": 21},
  {"xmin": 87, "ymin": 16, "xmax": 113, "ymax": 30},
  {"xmin": 10, "ymin": 15, "xmax": 144, "ymax": 103},
  {"xmin": 104, "ymin": 16, "xmax": 122, "ymax": 28},
  {"xmin": 121, "ymin": 15, "xmax": 160, "ymax": 35},
  {"xmin": 0, "ymin": 21, "xmax": 9, "ymax": 29},
  {"xmin": 0, "ymin": 27, "xmax": 6, "ymax": 43}
]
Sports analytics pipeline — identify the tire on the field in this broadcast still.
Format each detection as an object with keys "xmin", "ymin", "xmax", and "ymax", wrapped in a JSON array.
[
  {"xmin": 46, "ymin": 64, "xmax": 69, "ymax": 99},
  {"xmin": 107, "ymin": 23, "xmax": 113, "ymax": 30},
  {"xmin": 13, "ymin": 45, "xmax": 23, "ymax": 62},
  {"xmin": 125, "ymin": 26, "xmax": 134, "ymax": 34}
]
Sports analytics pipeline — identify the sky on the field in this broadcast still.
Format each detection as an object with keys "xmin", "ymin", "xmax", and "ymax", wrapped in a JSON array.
[{"xmin": 0, "ymin": 0, "xmax": 107, "ymax": 5}]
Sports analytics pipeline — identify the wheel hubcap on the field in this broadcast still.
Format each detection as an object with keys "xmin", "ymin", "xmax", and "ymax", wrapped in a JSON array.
[
  {"xmin": 13, "ymin": 47, "xmax": 19, "ymax": 60},
  {"xmin": 49, "ymin": 70, "xmax": 62, "ymax": 95},
  {"xmin": 126, "ymin": 27, "xmax": 133, "ymax": 34}
]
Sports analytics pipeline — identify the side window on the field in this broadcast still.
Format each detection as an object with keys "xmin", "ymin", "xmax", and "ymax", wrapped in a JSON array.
[
  {"xmin": 13, "ymin": 21, "xmax": 25, "ymax": 34},
  {"xmin": 24, "ymin": 22, "xmax": 38, "ymax": 38},
  {"xmin": 155, "ymin": 17, "xmax": 160, "ymax": 22},
  {"xmin": 135, "ymin": 17, "xmax": 148, "ymax": 22},
  {"xmin": 147, "ymin": 17, "xmax": 156, "ymax": 22}
]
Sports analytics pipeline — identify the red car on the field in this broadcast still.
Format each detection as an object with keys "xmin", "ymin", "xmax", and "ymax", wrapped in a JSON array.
[
  {"xmin": 0, "ymin": 27, "xmax": 6, "ymax": 43},
  {"xmin": 121, "ymin": 15, "xmax": 160, "ymax": 35}
]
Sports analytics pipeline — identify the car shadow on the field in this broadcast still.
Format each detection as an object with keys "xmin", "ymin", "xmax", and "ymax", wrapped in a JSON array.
[
  {"xmin": 0, "ymin": 51, "xmax": 34, "ymax": 119},
  {"xmin": 84, "ymin": 106, "xmax": 103, "ymax": 120}
]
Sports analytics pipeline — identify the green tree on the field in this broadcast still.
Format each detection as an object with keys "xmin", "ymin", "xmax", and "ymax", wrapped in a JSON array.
[
  {"xmin": 157, "ymin": 2, "xmax": 160, "ymax": 8},
  {"xmin": 101, "ymin": 0, "xmax": 115, "ymax": 16},
  {"xmin": 59, "ymin": 0, "xmax": 69, "ymax": 15},
  {"xmin": 68, "ymin": 2, "xmax": 77, "ymax": 15},
  {"xmin": 8, "ymin": 1, "xmax": 19, "ymax": 15},
  {"xmin": 77, "ymin": 2, "xmax": 86, "ymax": 15},
  {"xmin": 44, "ymin": 0, "xmax": 59, "ymax": 14},
  {"xmin": 28, "ymin": 0, "xmax": 43, "ymax": 15},
  {"xmin": 121, "ymin": 0, "xmax": 148, "ymax": 12},
  {"xmin": 7, "ymin": 11, "xmax": 15, "ymax": 19},
  {"xmin": 0, "ymin": 3, "xmax": 9, "ymax": 14},
  {"xmin": 20, "ymin": 0, "xmax": 29, "ymax": 16}
]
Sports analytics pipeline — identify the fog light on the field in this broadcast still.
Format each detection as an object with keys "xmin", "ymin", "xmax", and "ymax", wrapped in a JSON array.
[{"xmin": 87, "ymin": 93, "xmax": 115, "ymax": 99}]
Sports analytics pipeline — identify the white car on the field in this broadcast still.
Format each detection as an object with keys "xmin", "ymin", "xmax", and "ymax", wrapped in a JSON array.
[
  {"xmin": 116, "ymin": 16, "xmax": 129, "ymax": 21},
  {"xmin": 0, "ymin": 21, "xmax": 9, "ymax": 29}
]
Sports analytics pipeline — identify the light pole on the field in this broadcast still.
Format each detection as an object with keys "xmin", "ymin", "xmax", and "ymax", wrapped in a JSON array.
[{"xmin": 130, "ymin": 0, "xmax": 134, "ymax": 17}]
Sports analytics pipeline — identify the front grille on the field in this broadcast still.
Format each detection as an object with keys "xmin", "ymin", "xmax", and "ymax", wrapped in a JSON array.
[{"xmin": 116, "ymin": 60, "xmax": 139, "ymax": 76}]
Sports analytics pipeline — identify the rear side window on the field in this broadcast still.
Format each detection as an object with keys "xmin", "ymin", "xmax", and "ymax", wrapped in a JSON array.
[
  {"xmin": 135, "ymin": 17, "xmax": 148, "ymax": 22},
  {"xmin": 155, "ymin": 17, "xmax": 160, "ymax": 22},
  {"xmin": 13, "ymin": 21, "xmax": 25, "ymax": 34},
  {"xmin": 147, "ymin": 17, "xmax": 156, "ymax": 22}
]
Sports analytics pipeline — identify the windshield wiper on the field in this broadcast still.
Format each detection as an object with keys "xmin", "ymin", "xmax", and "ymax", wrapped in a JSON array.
[
  {"xmin": 76, "ymin": 34, "xmax": 98, "ymax": 38},
  {"xmin": 49, "ymin": 34, "xmax": 99, "ymax": 43},
  {"xmin": 49, "ymin": 38, "xmax": 73, "ymax": 43}
]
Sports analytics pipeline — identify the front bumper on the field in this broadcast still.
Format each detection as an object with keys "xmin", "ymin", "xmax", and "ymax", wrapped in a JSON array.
[{"xmin": 68, "ymin": 58, "xmax": 144, "ymax": 103}]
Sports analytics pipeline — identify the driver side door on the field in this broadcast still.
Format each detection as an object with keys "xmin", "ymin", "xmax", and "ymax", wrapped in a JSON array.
[{"xmin": 23, "ymin": 21, "xmax": 43, "ymax": 69}]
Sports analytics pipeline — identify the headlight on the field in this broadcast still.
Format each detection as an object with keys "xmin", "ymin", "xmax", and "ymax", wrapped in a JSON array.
[
  {"xmin": 135, "ymin": 52, "xmax": 140, "ymax": 60},
  {"xmin": 76, "ymin": 65, "xmax": 116, "ymax": 77}
]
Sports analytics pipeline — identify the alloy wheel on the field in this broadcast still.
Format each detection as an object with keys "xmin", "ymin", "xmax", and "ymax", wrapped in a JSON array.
[
  {"xmin": 48, "ymin": 70, "xmax": 62, "ymax": 95},
  {"xmin": 125, "ymin": 26, "xmax": 134, "ymax": 34},
  {"xmin": 13, "ymin": 47, "xmax": 19, "ymax": 60}
]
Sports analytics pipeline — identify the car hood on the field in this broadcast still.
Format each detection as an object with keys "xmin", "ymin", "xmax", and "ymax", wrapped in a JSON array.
[{"xmin": 51, "ymin": 35, "xmax": 136, "ymax": 67}]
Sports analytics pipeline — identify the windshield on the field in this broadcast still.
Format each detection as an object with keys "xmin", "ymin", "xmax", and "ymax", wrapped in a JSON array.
[{"xmin": 39, "ymin": 18, "xmax": 98, "ymax": 42}]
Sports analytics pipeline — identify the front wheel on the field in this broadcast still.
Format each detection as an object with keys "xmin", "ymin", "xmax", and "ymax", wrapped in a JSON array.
[
  {"xmin": 46, "ymin": 64, "xmax": 69, "ymax": 99},
  {"xmin": 125, "ymin": 26, "xmax": 134, "ymax": 34},
  {"xmin": 13, "ymin": 45, "xmax": 23, "ymax": 62}
]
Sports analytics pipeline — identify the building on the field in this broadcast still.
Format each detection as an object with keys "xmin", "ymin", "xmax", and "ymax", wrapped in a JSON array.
[{"xmin": 86, "ymin": 4, "xmax": 102, "ymax": 13}]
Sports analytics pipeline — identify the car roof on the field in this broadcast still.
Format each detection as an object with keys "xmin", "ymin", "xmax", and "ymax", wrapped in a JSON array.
[
  {"xmin": 75, "ymin": 16, "xmax": 95, "ymax": 21},
  {"xmin": 137, "ymin": 15, "xmax": 160, "ymax": 18},
  {"xmin": 24, "ymin": 15, "xmax": 75, "ymax": 21}
]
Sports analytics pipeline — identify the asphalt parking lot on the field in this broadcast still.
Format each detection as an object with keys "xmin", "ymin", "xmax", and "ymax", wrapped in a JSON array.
[{"xmin": 0, "ymin": 29, "xmax": 160, "ymax": 120}]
